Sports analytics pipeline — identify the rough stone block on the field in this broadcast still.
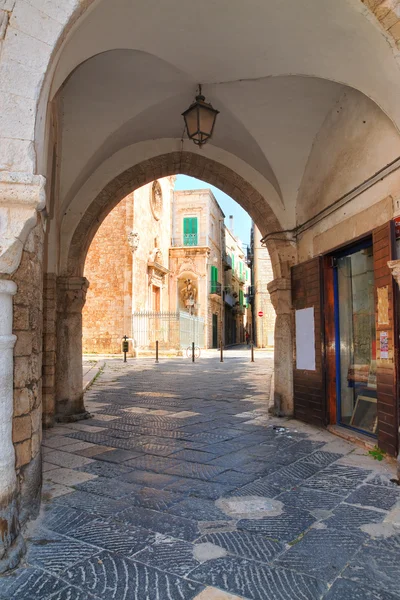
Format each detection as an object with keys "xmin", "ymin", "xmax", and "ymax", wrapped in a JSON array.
[
  {"xmin": 15, "ymin": 438, "xmax": 32, "ymax": 468},
  {"xmin": 389, "ymin": 20, "xmax": 400, "ymax": 40},
  {"xmin": 10, "ymin": 0, "xmax": 62, "ymax": 45},
  {"xmin": 14, "ymin": 331, "xmax": 33, "ymax": 356},
  {"xmin": 12, "ymin": 414, "xmax": 31, "ymax": 443},
  {"xmin": 2, "ymin": 25, "xmax": 50, "ymax": 78},
  {"xmin": 0, "ymin": 137, "xmax": 35, "ymax": 172},
  {"xmin": 14, "ymin": 388, "xmax": 30, "ymax": 416},
  {"xmin": 13, "ymin": 306, "xmax": 29, "ymax": 330},
  {"xmin": 13, "ymin": 356, "xmax": 31, "ymax": 388},
  {"xmin": 0, "ymin": 90, "xmax": 35, "ymax": 140},
  {"xmin": 31, "ymin": 431, "xmax": 41, "ymax": 457},
  {"xmin": 30, "ymin": 406, "xmax": 41, "ymax": 435}
]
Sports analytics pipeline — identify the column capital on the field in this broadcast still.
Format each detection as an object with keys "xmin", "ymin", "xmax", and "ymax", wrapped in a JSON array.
[
  {"xmin": 388, "ymin": 260, "xmax": 400, "ymax": 287},
  {"xmin": 0, "ymin": 173, "xmax": 46, "ymax": 275},
  {"xmin": 57, "ymin": 276, "xmax": 89, "ymax": 313},
  {"xmin": 267, "ymin": 277, "xmax": 291, "ymax": 314}
]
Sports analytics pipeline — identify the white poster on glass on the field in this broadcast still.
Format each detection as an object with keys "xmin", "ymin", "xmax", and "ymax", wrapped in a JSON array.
[{"xmin": 295, "ymin": 307, "xmax": 316, "ymax": 371}]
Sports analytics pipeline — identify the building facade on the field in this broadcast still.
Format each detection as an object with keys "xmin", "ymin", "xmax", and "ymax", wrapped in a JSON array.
[
  {"xmin": 250, "ymin": 224, "xmax": 276, "ymax": 347},
  {"xmin": 224, "ymin": 220, "xmax": 251, "ymax": 345},
  {"xmin": 82, "ymin": 178, "xmax": 174, "ymax": 353},
  {"xmin": 82, "ymin": 185, "xmax": 253, "ymax": 352}
]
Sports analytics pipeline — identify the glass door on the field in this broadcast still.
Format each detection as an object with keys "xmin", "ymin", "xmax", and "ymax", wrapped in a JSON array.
[{"xmin": 333, "ymin": 241, "xmax": 377, "ymax": 436}]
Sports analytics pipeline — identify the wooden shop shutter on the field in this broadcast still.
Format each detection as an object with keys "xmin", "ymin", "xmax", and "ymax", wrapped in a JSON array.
[
  {"xmin": 291, "ymin": 257, "xmax": 326, "ymax": 427},
  {"xmin": 373, "ymin": 221, "xmax": 398, "ymax": 455}
]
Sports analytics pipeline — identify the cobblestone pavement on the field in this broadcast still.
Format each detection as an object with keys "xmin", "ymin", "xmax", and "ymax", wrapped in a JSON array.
[{"xmin": 1, "ymin": 349, "xmax": 400, "ymax": 600}]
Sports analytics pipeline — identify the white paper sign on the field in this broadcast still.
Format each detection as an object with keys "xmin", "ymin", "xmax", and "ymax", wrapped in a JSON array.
[{"xmin": 295, "ymin": 307, "xmax": 316, "ymax": 371}]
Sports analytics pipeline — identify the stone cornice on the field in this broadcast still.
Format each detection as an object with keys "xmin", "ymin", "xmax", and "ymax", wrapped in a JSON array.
[
  {"xmin": 0, "ymin": 173, "xmax": 46, "ymax": 274},
  {"xmin": 0, "ymin": 173, "xmax": 45, "ymax": 210}
]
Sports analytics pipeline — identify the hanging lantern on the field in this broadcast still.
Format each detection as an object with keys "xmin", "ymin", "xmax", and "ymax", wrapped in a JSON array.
[{"xmin": 182, "ymin": 85, "xmax": 219, "ymax": 147}]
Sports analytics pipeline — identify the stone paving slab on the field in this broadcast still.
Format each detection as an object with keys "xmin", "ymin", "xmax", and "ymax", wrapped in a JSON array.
[
  {"xmin": 324, "ymin": 578, "xmax": 399, "ymax": 600},
  {"xmin": 342, "ymin": 545, "xmax": 400, "ymax": 597},
  {"xmin": 199, "ymin": 530, "xmax": 285, "ymax": 563},
  {"xmin": 2, "ymin": 353, "xmax": 399, "ymax": 600},
  {"xmin": 65, "ymin": 550, "xmax": 203, "ymax": 600},
  {"xmin": 189, "ymin": 555, "xmax": 327, "ymax": 600},
  {"xmin": 274, "ymin": 528, "xmax": 366, "ymax": 583}
]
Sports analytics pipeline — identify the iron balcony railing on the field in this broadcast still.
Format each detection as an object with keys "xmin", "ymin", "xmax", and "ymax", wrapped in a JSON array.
[
  {"xmin": 223, "ymin": 253, "xmax": 232, "ymax": 270},
  {"xmin": 210, "ymin": 281, "xmax": 222, "ymax": 296},
  {"xmin": 171, "ymin": 234, "xmax": 208, "ymax": 247}
]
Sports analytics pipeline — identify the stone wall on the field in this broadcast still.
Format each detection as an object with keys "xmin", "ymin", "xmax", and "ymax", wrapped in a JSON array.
[
  {"xmin": 253, "ymin": 225, "xmax": 275, "ymax": 347},
  {"xmin": 12, "ymin": 218, "xmax": 43, "ymax": 523},
  {"xmin": 83, "ymin": 195, "xmax": 133, "ymax": 353},
  {"xmin": 42, "ymin": 274, "xmax": 57, "ymax": 428}
]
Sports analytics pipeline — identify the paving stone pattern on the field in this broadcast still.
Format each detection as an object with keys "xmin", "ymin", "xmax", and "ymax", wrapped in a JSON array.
[{"xmin": 1, "ymin": 351, "xmax": 399, "ymax": 600}]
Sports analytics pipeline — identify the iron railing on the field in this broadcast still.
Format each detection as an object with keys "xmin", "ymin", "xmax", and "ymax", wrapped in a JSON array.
[
  {"xmin": 210, "ymin": 281, "xmax": 222, "ymax": 296},
  {"xmin": 171, "ymin": 235, "xmax": 209, "ymax": 247},
  {"xmin": 132, "ymin": 311, "xmax": 205, "ymax": 349}
]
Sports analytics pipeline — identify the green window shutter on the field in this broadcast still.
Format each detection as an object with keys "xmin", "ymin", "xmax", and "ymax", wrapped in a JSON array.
[
  {"xmin": 183, "ymin": 217, "xmax": 198, "ymax": 245},
  {"xmin": 211, "ymin": 266, "xmax": 218, "ymax": 293},
  {"xmin": 231, "ymin": 253, "xmax": 235, "ymax": 269},
  {"xmin": 239, "ymin": 290, "xmax": 244, "ymax": 305}
]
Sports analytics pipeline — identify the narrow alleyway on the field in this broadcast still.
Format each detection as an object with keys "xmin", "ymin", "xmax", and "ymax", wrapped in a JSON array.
[{"xmin": 1, "ymin": 350, "xmax": 399, "ymax": 600}]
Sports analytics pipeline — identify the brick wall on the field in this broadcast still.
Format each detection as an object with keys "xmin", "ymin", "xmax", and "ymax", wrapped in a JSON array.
[{"xmin": 83, "ymin": 195, "xmax": 133, "ymax": 353}]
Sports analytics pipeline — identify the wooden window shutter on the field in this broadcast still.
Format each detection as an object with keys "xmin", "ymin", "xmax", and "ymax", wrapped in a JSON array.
[
  {"xmin": 373, "ymin": 221, "xmax": 398, "ymax": 455},
  {"xmin": 291, "ymin": 257, "xmax": 326, "ymax": 427}
]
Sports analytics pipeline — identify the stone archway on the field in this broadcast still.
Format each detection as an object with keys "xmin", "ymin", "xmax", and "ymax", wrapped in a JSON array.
[
  {"xmin": 50, "ymin": 151, "xmax": 295, "ymax": 432},
  {"xmin": 65, "ymin": 152, "xmax": 290, "ymax": 278},
  {"xmin": 1, "ymin": 0, "xmax": 398, "ymax": 575}
]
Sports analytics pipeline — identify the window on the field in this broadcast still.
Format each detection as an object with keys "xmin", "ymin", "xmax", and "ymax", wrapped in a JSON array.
[
  {"xmin": 239, "ymin": 289, "xmax": 244, "ymax": 306},
  {"xmin": 211, "ymin": 265, "xmax": 218, "ymax": 293},
  {"xmin": 183, "ymin": 217, "xmax": 198, "ymax": 246}
]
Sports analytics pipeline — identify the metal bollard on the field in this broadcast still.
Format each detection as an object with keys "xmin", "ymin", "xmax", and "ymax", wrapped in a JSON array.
[
  {"xmin": 155, "ymin": 340, "xmax": 159, "ymax": 364},
  {"xmin": 250, "ymin": 341, "xmax": 255, "ymax": 362},
  {"xmin": 220, "ymin": 340, "xmax": 224, "ymax": 362},
  {"xmin": 122, "ymin": 335, "xmax": 129, "ymax": 363},
  {"xmin": 192, "ymin": 342, "xmax": 195, "ymax": 363}
]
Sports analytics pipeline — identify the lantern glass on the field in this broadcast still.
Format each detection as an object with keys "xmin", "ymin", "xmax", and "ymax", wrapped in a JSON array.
[
  {"xmin": 184, "ymin": 105, "xmax": 200, "ymax": 140},
  {"xmin": 182, "ymin": 93, "xmax": 219, "ymax": 146}
]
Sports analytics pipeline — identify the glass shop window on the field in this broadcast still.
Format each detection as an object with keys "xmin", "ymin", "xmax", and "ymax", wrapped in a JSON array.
[{"xmin": 334, "ymin": 242, "xmax": 377, "ymax": 436}]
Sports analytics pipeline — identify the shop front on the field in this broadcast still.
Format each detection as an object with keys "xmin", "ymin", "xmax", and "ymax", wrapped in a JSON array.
[{"xmin": 292, "ymin": 222, "xmax": 398, "ymax": 456}]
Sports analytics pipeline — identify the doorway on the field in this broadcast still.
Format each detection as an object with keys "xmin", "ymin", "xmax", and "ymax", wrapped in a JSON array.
[
  {"xmin": 212, "ymin": 314, "xmax": 218, "ymax": 348},
  {"xmin": 333, "ymin": 240, "xmax": 377, "ymax": 436}
]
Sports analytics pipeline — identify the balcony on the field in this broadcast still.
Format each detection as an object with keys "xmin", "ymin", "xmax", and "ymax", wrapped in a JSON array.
[
  {"xmin": 171, "ymin": 234, "xmax": 207, "ymax": 247},
  {"xmin": 223, "ymin": 253, "xmax": 232, "ymax": 270},
  {"xmin": 233, "ymin": 304, "xmax": 246, "ymax": 316},
  {"xmin": 209, "ymin": 281, "xmax": 222, "ymax": 296}
]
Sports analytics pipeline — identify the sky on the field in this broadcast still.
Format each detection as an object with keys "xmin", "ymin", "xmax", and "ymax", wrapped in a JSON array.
[{"xmin": 174, "ymin": 175, "xmax": 252, "ymax": 248}]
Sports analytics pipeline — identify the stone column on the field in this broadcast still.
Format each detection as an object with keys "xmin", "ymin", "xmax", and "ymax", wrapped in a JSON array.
[
  {"xmin": 56, "ymin": 276, "xmax": 90, "ymax": 421},
  {"xmin": 0, "ymin": 280, "xmax": 24, "ymax": 572},
  {"xmin": 267, "ymin": 277, "xmax": 293, "ymax": 416},
  {"xmin": 388, "ymin": 259, "xmax": 400, "ymax": 479}
]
